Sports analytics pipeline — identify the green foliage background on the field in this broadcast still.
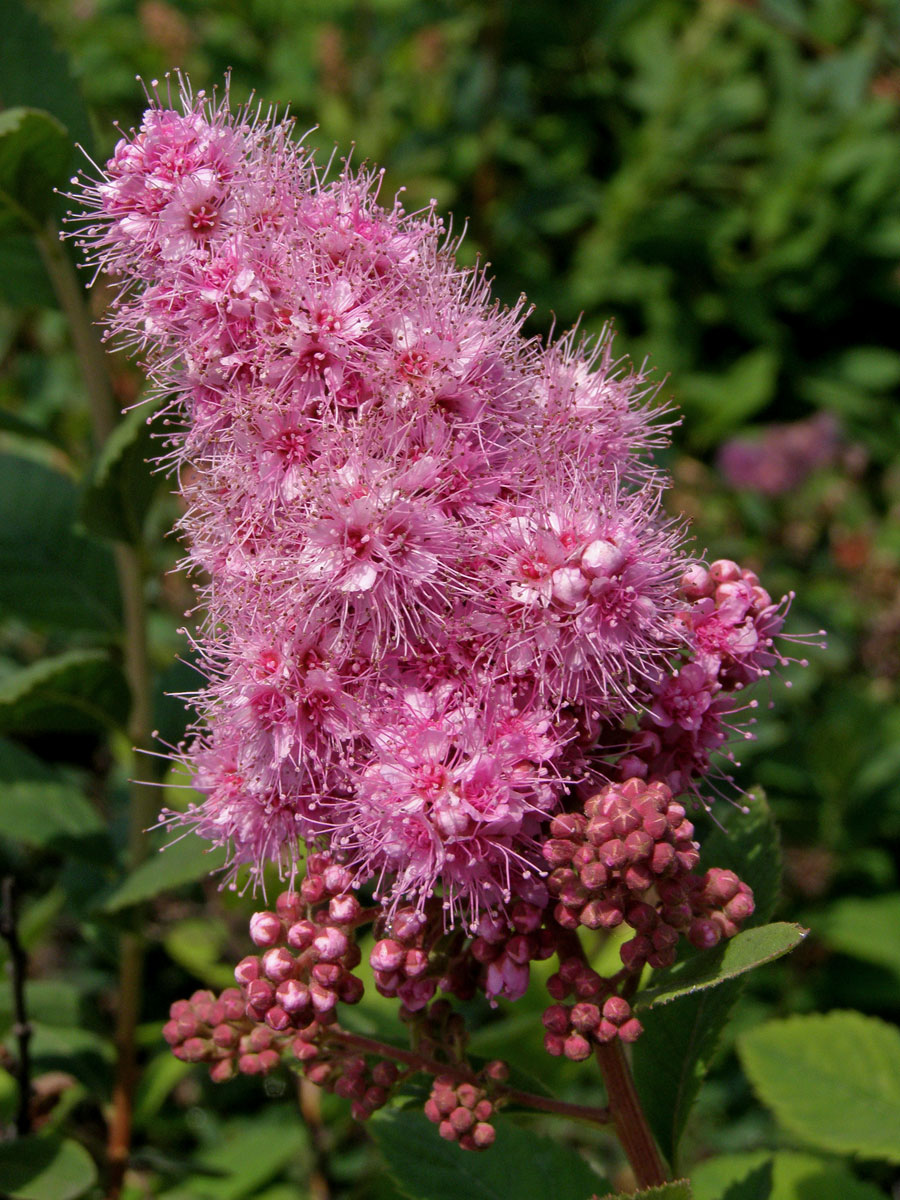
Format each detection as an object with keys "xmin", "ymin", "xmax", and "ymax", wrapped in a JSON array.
[{"xmin": 1, "ymin": 1, "xmax": 899, "ymax": 1197}]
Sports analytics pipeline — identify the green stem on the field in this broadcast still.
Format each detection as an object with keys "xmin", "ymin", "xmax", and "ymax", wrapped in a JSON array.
[{"xmin": 38, "ymin": 224, "xmax": 156, "ymax": 1198}]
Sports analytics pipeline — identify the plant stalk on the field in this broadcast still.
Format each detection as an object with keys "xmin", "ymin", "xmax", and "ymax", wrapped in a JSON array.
[
  {"xmin": 594, "ymin": 1038, "xmax": 668, "ymax": 1189},
  {"xmin": 0, "ymin": 878, "xmax": 32, "ymax": 1136}
]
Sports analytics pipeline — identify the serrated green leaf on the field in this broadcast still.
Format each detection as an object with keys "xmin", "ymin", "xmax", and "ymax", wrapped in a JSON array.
[
  {"xmin": 689, "ymin": 1151, "xmax": 888, "ymax": 1200},
  {"xmin": 0, "ymin": 650, "xmax": 129, "ymax": 734},
  {"xmin": 0, "ymin": 1135, "xmax": 97, "ymax": 1200},
  {"xmin": 0, "ymin": 108, "xmax": 71, "ymax": 232},
  {"xmin": 818, "ymin": 894, "xmax": 900, "ymax": 980},
  {"xmin": 371, "ymin": 1109, "xmax": 608, "ymax": 1200},
  {"xmin": 738, "ymin": 1011, "xmax": 900, "ymax": 1164},
  {"xmin": 81, "ymin": 401, "xmax": 162, "ymax": 543},
  {"xmin": 597, "ymin": 1182, "xmax": 692, "ymax": 1200},
  {"xmin": 0, "ymin": 454, "xmax": 121, "ymax": 633},
  {"xmin": 633, "ymin": 980, "xmax": 743, "ymax": 1173},
  {"xmin": 632, "ymin": 791, "xmax": 783, "ymax": 1169},
  {"xmin": 103, "ymin": 834, "xmax": 227, "ymax": 912},
  {"xmin": 634, "ymin": 923, "xmax": 806, "ymax": 1010}
]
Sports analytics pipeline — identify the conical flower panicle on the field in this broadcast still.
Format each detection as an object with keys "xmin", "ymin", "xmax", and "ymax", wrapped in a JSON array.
[{"xmin": 69, "ymin": 77, "xmax": 783, "ymax": 924}]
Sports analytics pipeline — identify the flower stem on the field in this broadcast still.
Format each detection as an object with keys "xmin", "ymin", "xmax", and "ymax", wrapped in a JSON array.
[
  {"xmin": 326, "ymin": 1028, "xmax": 612, "ymax": 1128},
  {"xmin": 594, "ymin": 1038, "xmax": 668, "ymax": 1189},
  {"xmin": 0, "ymin": 878, "xmax": 33, "ymax": 1136}
]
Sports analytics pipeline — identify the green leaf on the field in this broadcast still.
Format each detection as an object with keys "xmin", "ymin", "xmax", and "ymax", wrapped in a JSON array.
[
  {"xmin": 164, "ymin": 917, "xmax": 236, "ymax": 989},
  {"xmin": 598, "ymin": 1183, "xmax": 692, "ymax": 1200},
  {"xmin": 371, "ymin": 1109, "xmax": 608, "ymax": 1200},
  {"xmin": 738, "ymin": 1011, "xmax": 900, "ymax": 1164},
  {"xmin": 0, "ymin": 1136, "xmax": 97, "ymax": 1200},
  {"xmin": 132, "ymin": 1050, "xmax": 191, "ymax": 1128},
  {"xmin": 156, "ymin": 1108, "xmax": 309, "ymax": 1200},
  {"xmin": 634, "ymin": 923, "xmax": 806, "ymax": 1010},
  {"xmin": 0, "ymin": 233, "xmax": 55, "ymax": 305},
  {"xmin": 689, "ymin": 1151, "xmax": 888, "ymax": 1200},
  {"xmin": 0, "ymin": 980, "xmax": 82, "ymax": 1036},
  {"xmin": 0, "ymin": 107, "xmax": 71, "ymax": 232},
  {"xmin": 0, "ymin": 650, "xmax": 129, "ymax": 734},
  {"xmin": 818, "ymin": 894, "xmax": 900, "ymax": 980},
  {"xmin": 81, "ymin": 401, "xmax": 162, "ymax": 544},
  {"xmin": 718, "ymin": 1161, "xmax": 773, "ymax": 1200},
  {"xmin": 0, "ymin": 0, "xmax": 94, "ymax": 153},
  {"xmin": 0, "ymin": 737, "xmax": 105, "ymax": 851},
  {"xmin": 632, "ymin": 791, "xmax": 782, "ymax": 1169},
  {"xmin": 0, "ymin": 454, "xmax": 121, "ymax": 633},
  {"xmin": 103, "ymin": 834, "xmax": 227, "ymax": 912}
]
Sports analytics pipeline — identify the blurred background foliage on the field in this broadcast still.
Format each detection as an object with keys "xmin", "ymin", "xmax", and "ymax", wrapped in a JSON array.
[{"xmin": 1, "ymin": 0, "xmax": 899, "ymax": 1197}]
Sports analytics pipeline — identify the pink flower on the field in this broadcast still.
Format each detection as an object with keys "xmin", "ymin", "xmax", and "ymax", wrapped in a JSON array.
[{"xmin": 68, "ymin": 75, "xmax": 800, "ymax": 920}]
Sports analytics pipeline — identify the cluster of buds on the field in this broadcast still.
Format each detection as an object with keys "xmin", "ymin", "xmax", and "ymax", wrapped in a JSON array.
[
  {"xmin": 163, "ymin": 987, "xmax": 281, "ymax": 1079},
  {"xmin": 236, "ymin": 854, "xmax": 367, "ymax": 1034},
  {"xmin": 544, "ymin": 777, "xmax": 754, "ymax": 971},
  {"xmin": 424, "ymin": 1063, "xmax": 508, "ymax": 1150},
  {"xmin": 295, "ymin": 1043, "xmax": 400, "ymax": 1121},
  {"xmin": 369, "ymin": 908, "xmax": 439, "ymax": 1012},
  {"xmin": 543, "ymin": 994, "xmax": 642, "ymax": 1061}
]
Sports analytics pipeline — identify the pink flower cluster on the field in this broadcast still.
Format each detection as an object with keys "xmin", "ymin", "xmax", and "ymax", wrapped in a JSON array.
[{"xmin": 70, "ymin": 78, "xmax": 694, "ymax": 921}]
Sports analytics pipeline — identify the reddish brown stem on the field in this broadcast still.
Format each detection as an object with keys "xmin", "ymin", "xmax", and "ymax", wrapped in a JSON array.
[
  {"xmin": 326, "ymin": 1028, "xmax": 611, "ymax": 1128},
  {"xmin": 595, "ymin": 1038, "xmax": 668, "ymax": 1189}
]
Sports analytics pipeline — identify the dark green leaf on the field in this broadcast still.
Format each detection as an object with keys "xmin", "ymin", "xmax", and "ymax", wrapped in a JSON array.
[
  {"xmin": 0, "ymin": 0, "xmax": 94, "ymax": 153},
  {"xmin": 81, "ymin": 400, "xmax": 162, "ymax": 543},
  {"xmin": 155, "ymin": 1108, "xmax": 309, "ymax": 1199},
  {"xmin": 0, "ymin": 233, "xmax": 55, "ymax": 305},
  {"xmin": 0, "ymin": 1135, "xmax": 97, "ymax": 1200},
  {"xmin": 0, "ymin": 454, "xmax": 121, "ymax": 633},
  {"xmin": 371, "ymin": 1109, "xmax": 608, "ymax": 1200},
  {"xmin": 103, "ymin": 834, "xmax": 227, "ymax": 912},
  {"xmin": 0, "ymin": 108, "xmax": 71, "ymax": 232},
  {"xmin": 738, "ymin": 1011, "xmax": 900, "ymax": 1164},
  {"xmin": 0, "ymin": 650, "xmax": 129, "ymax": 734},
  {"xmin": 0, "ymin": 736, "xmax": 104, "ymax": 850},
  {"xmin": 634, "ymin": 923, "xmax": 806, "ymax": 1010},
  {"xmin": 632, "ymin": 791, "xmax": 783, "ymax": 1168}
]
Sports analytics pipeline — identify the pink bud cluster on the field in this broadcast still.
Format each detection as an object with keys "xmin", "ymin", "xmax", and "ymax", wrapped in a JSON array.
[
  {"xmin": 163, "ymin": 987, "xmax": 280, "ymax": 1079},
  {"xmin": 296, "ymin": 1045, "xmax": 400, "ymax": 1121},
  {"xmin": 543, "ymin": 993, "xmax": 642, "ymax": 1061},
  {"xmin": 544, "ymin": 777, "xmax": 754, "ymax": 971},
  {"xmin": 236, "ymin": 854, "xmax": 367, "ymax": 1034},
  {"xmin": 424, "ymin": 1075, "xmax": 501, "ymax": 1150}
]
